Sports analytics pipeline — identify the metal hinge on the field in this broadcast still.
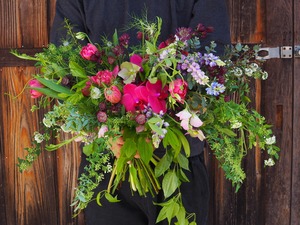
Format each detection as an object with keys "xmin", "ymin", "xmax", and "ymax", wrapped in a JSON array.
[{"xmin": 257, "ymin": 45, "xmax": 300, "ymax": 60}]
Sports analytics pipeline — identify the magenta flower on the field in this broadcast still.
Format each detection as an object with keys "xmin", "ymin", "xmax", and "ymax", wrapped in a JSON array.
[
  {"xmin": 29, "ymin": 79, "xmax": 44, "ymax": 98},
  {"xmin": 146, "ymin": 80, "xmax": 168, "ymax": 113},
  {"xmin": 130, "ymin": 54, "xmax": 143, "ymax": 71},
  {"xmin": 169, "ymin": 79, "xmax": 188, "ymax": 104},
  {"xmin": 80, "ymin": 43, "xmax": 100, "ymax": 62},
  {"xmin": 92, "ymin": 70, "xmax": 114, "ymax": 86},
  {"xmin": 121, "ymin": 84, "xmax": 149, "ymax": 112}
]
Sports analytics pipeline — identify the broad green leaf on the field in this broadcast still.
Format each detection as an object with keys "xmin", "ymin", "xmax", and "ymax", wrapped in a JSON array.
[
  {"xmin": 177, "ymin": 153, "xmax": 190, "ymax": 171},
  {"xmin": 137, "ymin": 137, "xmax": 153, "ymax": 164},
  {"xmin": 164, "ymin": 128, "xmax": 181, "ymax": 154},
  {"xmin": 171, "ymin": 127, "xmax": 190, "ymax": 157},
  {"xmin": 155, "ymin": 152, "xmax": 172, "ymax": 177},
  {"xmin": 83, "ymin": 142, "xmax": 94, "ymax": 156},
  {"xmin": 69, "ymin": 61, "xmax": 87, "ymax": 78},
  {"xmin": 30, "ymin": 87, "xmax": 64, "ymax": 100},
  {"xmin": 121, "ymin": 138, "xmax": 137, "ymax": 158},
  {"xmin": 162, "ymin": 171, "xmax": 180, "ymax": 198}
]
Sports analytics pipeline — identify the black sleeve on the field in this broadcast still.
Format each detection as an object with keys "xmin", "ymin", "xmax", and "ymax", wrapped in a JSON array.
[
  {"xmin": 189, "ymin": 0, "xmax": 231, "ymax": 54},
  {"xmin": 50, "ymin": 0, "xmax": 87, "ymax": 45}
]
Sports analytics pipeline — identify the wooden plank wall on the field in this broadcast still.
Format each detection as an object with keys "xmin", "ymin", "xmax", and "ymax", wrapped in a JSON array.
[{"xmin": 0, "ymin": 0, "xmax": 298, "ymax": 225}]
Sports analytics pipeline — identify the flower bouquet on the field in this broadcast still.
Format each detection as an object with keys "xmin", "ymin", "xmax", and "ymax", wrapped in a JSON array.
[{"xmin": 12, "ymin": 16, "xmax": 280, "ymax": 224}]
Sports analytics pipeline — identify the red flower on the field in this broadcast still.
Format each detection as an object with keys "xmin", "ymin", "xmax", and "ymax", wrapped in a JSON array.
[
  {"xmin": 81, "ymin": 81, "xmax": 91, "ymax": 97},
  {"xmin": 29, "ymin": 79, "xmax": 44, "ymax": 98},
  {"xmin": 169, "ymin": 79, "xmax": 188, "ymax": 104},
  {"xmin": 104, "ymin": 85, "xmax": 122, "ymax": 104},
  {"xmin": 80, "ymin": 43, "xmax": 100, "ymax": 62}
]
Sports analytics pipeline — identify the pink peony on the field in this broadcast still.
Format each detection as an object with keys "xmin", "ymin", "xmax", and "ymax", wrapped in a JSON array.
[
  {"xmin": 29, "ymin": 79, "xmax": 44, "ymax": 98},
  {"xmin": 104, "ymin": 85, "xmax": 122, "ymax": 104},
  {"xmin": 80, "ymin": 43, "xmax": 100, "ymax": 62},
  {"xmin": 169, "ymin": 79, "xmax": 188, "ymax": 104}
]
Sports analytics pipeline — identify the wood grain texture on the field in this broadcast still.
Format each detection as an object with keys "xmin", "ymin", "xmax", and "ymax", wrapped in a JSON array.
[
  {"xmin": 1, "ymin": 67, "xmax": 59, "ymax": 225},
  {"xmin": 0, "ymin": 0, "xmax": 49, "ymax": 48},
  {"xmin": 291, "ymin": 0, "xmax": 300, "ymax": 223}
]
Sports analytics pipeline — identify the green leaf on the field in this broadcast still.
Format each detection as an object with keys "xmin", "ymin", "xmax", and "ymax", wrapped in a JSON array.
[
  {"xmin": 171, "ymin": 127, "xmax": 190, "ymax": 157},
  {"xmin": 69, "ymin": 61, "xmax": 87, "ymax": 78},
  {"xmin": 164, "ymin": 128, "xmax": 181, "ymax": 155},
  {"xmin": 177, "ymin": 153, "xmax": 190, "ymax": 171},
  {"xmin": 162, "ymin": 171, "xmax": 180, "ymax": 198},
  {"xmin": 155, "ymin": 152, "xmax": 172, "ymax": 177},
  {"xmin": 35, "ymin": 77, "xmax": 73, "ymax": 94},
  {"xmin": 30, "ymin": 87, "xmax": 64, "ymax": 100},
  {"xmin": 96, "ymin": 192, "xmax": 102, "ymax": 206},
  {"xmin": 137, "ymin": 137, "xmax": 153, "ymax": 164},
  {"xmin": 105, "ymin": 192, "xmax": 120, "ymax": 203},
  {"xmin": 83, "ymin": 142, "xmax": 94, "ymax": 156},
  {"xmin": 120, "ymin": 138, "xmax": 137, "ymax": 158}
]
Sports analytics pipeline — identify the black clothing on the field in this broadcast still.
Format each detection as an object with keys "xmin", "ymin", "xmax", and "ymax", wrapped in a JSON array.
[
  {"xmin": 80, "ymin": 153, "xmax": 210, "ymax": 225},
  {"xmin": 50, "ymin": 1, "xmax": 231, "ymax": 224}
]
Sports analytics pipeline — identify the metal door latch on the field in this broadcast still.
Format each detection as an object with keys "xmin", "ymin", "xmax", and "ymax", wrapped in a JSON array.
[{"xmin": 257, "ymin": 45, "xmax": 300, "ymax": 60}]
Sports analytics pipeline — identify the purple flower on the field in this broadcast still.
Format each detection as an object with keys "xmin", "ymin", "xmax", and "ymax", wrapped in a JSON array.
[{"xmin": 206, "ymin": 82, "xmax": 226, "ymax": 96}]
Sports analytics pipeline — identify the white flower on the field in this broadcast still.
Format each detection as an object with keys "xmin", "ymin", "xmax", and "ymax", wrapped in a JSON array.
[
  {"xmin": 250, "ymin": 63, "xmax": 259, "ymax": 72},
  {"xmin": 265, "ymin": 135, "xmax": 276, "ymax": 145},
  {"xmin": 43, "ymin": 117, "xmax": 53, "ymax": 128},
  {"xmin": 230, "ymin": 119, "xmax": 242, "ymax": 129},
  {"xmin": 262, "ymin": 71, "xmax": 268, "ymax": 80},
  {"xmin": 244, "ymin": 68, "xmax": 253, "ymax": 77},
  {"xmin": 34, "ymin": 132, "xmax": 44, "ymax": 143},
  {"xmin": 233, "ymin": 68, "xmax": 243, "ymax": 77},
  {"xmin": 264, "ymin": 158, "xmax": 275, "ymax": 166},
  {"xmin": 90, "ymin": 87, "xmax": 102, "ymax": 99}
]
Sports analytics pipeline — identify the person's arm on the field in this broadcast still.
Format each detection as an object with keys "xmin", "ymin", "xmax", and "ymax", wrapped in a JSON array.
[
  {"xmin": 189, "ymin": 0, "xmax": 231, "ymax": 54},
  {"xmin": 50, "ymin": 0, "xmax": 87, "ymax": 45}
]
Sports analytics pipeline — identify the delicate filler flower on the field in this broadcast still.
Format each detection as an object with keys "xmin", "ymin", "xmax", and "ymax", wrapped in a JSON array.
[
  {"xmin": 34, "ymin": 132, "xmax": 44, "ymax": 143},
  {"xmin": 29, "ymin": 79, "xmax": 44, "ymax": 98},
  {"xmin": 264, "ymin": 158, "xmax": 275, "ymax": 166},
  {"xmin": 230, "ymin": 119, "xmax": 242, "ymax": 129},
  {"xmin": 90, "ymin": 87, "xmax": 102, "ymax": 99},
  {"xmin": 265, "ymin": 136, "xmax": 276, "ymax": 145}
]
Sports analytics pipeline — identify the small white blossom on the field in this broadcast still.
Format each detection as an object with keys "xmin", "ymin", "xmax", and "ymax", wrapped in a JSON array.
[
  {"xmin": 75, "ymin": 32, "xmax": 86, "ymax": 40},
  {"xmin": 43, "ymin": 117, "xmax": 53, "ymax": 128},
  {"xmin": 90, "ymin": 87, "xmax": 102, "ymax": 99},
  {"xmin": 233, "ymin": 68, "xmax": 243, "ymax": 77},
  {"xmin": 34, "ymin": 132, "xmax": 44, "ymax": 143},
  {"xmin": 230, "ymin": 119, "xmax": 242, "ymax": 129},
  {"xmin": 250, "ymin": 63, "xmax": 259, "ymax": 72},
  {"xmin": 244, "ymin": 67, "xmax": 253, "ymax": 77},
  {"xmin": 265, "ymin": 135, "xmax": 276, "ymax": 145},
  {"xmin": 264, "ymin": 158, "xmax": 275, "ymax": 166},
  {"xmin": 262, "ymin": 71, "xmax": 268, "ymax": 80}
]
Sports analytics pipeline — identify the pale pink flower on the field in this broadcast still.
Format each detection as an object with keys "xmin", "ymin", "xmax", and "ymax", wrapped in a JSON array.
[{"xmin": 98, "ymin": 125, "xmax": 108, "ymax": 138}]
